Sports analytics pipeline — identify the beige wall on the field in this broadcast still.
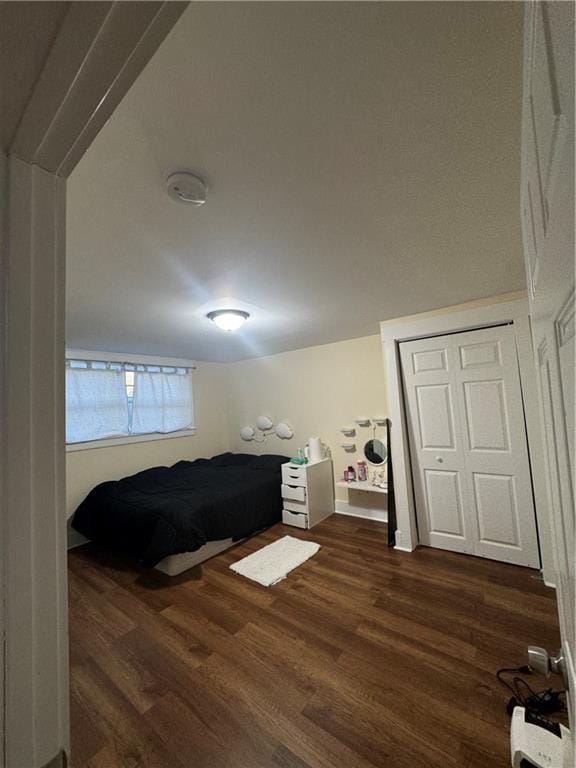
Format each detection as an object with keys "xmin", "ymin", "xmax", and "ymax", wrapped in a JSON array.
[
  {"xmin": 67, "ymin": 292, "xmax": 529, "ymax": 522},
  {"xmin": 227, "ymin": 334, "xmax": 388, "ymax": 503},
  {"xmin": 66, "ymin": 362, "xmax": 230, "ymax": 519},
  {"xmin": 66, "ymin": 335, "xmax": 388, "ymax": 532}
]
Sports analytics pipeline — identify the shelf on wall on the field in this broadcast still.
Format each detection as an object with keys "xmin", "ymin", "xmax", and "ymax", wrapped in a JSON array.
[{"xmin": 336, "ymin": 480, "xmax": 388, "ymax": 495}]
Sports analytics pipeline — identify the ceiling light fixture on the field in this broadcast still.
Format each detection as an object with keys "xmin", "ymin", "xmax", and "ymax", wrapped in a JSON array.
[{"xmin": 207, "ymin": 309, "xmax": 250, "ymax": 332}]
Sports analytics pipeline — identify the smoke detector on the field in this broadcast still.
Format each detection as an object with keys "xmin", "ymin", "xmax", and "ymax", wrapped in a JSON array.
[{"xmin": 166, "ymin": 172, "xmax": 207, "ymax": 206}]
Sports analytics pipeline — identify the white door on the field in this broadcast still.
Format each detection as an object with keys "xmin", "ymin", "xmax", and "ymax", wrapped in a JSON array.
[
  {"xmin": 400, "ymin": 325, "xmax": 540, "ymax": 568},
  {"xmin": 520, "ymin": 1, "xmax": 575, "ymax": 727}
]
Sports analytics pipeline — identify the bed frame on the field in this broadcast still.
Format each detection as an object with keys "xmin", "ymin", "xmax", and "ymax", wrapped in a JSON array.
[{"xmin": 154, "ymin": 537, "xmax": 236, "ymax": 576}]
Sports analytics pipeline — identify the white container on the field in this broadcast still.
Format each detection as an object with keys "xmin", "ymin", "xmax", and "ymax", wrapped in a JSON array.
[{"xmin": 308, "ymin": 437, "xmax": 324, "ymax": 461}]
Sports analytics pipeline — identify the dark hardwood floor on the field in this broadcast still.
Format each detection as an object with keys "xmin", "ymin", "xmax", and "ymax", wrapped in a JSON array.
[{"xmin": 69, "ymin": 514, "xmax": 561, "ymax": 768}]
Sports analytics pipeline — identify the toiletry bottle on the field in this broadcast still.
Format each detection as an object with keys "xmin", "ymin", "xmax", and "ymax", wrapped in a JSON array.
[
  {"xmin": 357, "ymin": 461, "xmax": 367, "ymax": 482},
  {"xmin": 348, "ymin": 465, "xmax": 356, "ymax": 482}
]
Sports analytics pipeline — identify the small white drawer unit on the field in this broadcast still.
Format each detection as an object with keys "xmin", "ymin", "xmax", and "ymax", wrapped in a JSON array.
[{"xmin": 280, "ymin": 458, "xmax": 334, "ymax": 529}]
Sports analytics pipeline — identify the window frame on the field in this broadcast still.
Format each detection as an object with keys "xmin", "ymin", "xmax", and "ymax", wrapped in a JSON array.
[{"xmin": 65, "ymin": 349, "xmax": 197, "ymax": 452}]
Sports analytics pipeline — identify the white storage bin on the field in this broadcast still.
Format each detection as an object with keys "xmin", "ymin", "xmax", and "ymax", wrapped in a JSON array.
[
  {"xmin": 282, "ymin": 509, "xmax": 308, "ymax": 529},
  {"xmin": 281, "ymin": 484, "xmax": 306, "ymax": 503},
  {"xmin": 281, "ymin": 463, "xmax": 307, "ymax": 487},
  {"xmin": 283, "ymin": 499, "xmax": 307, "ymax": 514}
]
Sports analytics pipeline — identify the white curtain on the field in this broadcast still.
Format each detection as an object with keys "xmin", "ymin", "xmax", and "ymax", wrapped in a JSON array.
[
  {"xmin": 66, "ymin": 368, "xmax": 129, "ymax": 443},
  {"xmin": 131, "ymin": 371, "xmax": 194, "ymax": 434}
]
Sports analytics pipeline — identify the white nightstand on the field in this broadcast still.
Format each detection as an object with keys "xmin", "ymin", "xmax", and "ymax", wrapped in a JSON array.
[{"xmin": 280, "ymin": 458, "xmax": 334, "ymax": 529}]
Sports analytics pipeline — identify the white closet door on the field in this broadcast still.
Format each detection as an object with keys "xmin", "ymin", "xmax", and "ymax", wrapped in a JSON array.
[
  {"xmin": 400, "ymin": 325, "xmax": 540, "ymax": 568},
  {"xmin": 400, "ymin": 336, "xmax": 471, "ymax": 555}
]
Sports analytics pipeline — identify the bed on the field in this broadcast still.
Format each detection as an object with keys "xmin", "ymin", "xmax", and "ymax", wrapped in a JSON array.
[{"xmin": 71, "ymin": 452, "xmax": 289, "ymax": 574}]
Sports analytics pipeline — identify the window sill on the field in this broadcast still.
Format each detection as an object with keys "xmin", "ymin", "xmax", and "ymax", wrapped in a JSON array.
[{"xmin": 66, "ymin": 429, "xmax": 197, "ymax": 452}]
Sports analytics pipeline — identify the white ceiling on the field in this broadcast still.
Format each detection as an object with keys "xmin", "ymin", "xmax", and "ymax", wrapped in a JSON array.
[{"xmin": 67, "ymin": 2, "xmax": 526, "ymax": 363}]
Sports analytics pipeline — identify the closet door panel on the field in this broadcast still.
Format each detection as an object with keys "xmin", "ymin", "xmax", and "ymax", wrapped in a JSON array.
[
  {"xmin": 415, "ymin": 384, "xmax": 457, "ymax": 451},
  {"xmin": 472, "ymin": 472, "xmax": 521, "ymax": 548},
  {"xmin": 401, "ymin": 326, "xmax": 540, "ymax": 567},
  {"xmin": 424, "ymin": 469, "xmax": 466, "ymax": 539},
  {"xmin": 400, "ymin": 337, "xmax": 472, "ymax": 555},
  {"xmin": 463, "ymin": 379, "xmax": 510, "ymax": 453}
]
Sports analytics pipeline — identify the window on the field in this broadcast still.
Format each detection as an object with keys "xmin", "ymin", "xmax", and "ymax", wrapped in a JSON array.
[{"xmin": 65, "ymin": 358, "xmax": 195, "ymax": 445}]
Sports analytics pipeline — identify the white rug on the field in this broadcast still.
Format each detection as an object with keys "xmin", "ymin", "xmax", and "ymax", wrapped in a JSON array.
[{"xmin": 229, "ymin": 535, "xmax": 320, "ymax": 587}]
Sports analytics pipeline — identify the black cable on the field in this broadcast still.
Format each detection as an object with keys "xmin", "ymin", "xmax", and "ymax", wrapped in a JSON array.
[
  {"xmin": 513, "ymin": 676, "xmax": 537, "ymax": 699},
  {"xmin": 496, "ymin": 665, "xmax": 565, "ymax": 717},
  {"xmin": 496, "ymin": 666, "xmax": 532, "ymax": 698},
  {"xmin": 497, "ymin": 669, "xmax": 525, "ymax": 700}
]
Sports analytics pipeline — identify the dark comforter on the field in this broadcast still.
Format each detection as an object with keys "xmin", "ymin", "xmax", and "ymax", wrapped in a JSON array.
[{"xmin": 71, "ymin": 453, "xmax": 289, "ymax": 566}]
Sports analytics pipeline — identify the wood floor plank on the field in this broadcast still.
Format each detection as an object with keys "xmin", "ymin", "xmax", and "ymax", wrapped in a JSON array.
[
  {"xmin": 143, "ymin": 691, "xmax": 244, "ymax": 768},
  {"xmin": 302, "ymin": 690, "xmax": 457, "ymax": 768},
  {"xmin": 271, "ymin": 744, "xmax": 313, "ymax": 768},
  {"xmin": 70, "ymin": 686, "xmax": 108, "ymax": 767},
  {"xmin": 195, "ymin": 652, "xmax": 377, "ymax": 768},
  {"xmin": 71, "ymin": 658, "xmax": 187, "ymax": 768},
  {"xmin": 69, "ymin": 515, "xmax": 562, "ymax": 768}
]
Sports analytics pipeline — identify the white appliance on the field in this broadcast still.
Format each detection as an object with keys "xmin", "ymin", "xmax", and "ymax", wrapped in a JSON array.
[
  {"xmin": 511, "ymin": 707, "xmax": 571, "ymax": 767},
  {"xmin": 307, "ymin": 437, "xmax": 325, "ymax": 462}
]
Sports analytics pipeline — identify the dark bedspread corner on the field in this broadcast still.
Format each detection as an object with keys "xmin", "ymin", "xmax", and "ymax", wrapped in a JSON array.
[{"xmin": 72, "ymin": 453, "xmax": 289, "ymax": 566}]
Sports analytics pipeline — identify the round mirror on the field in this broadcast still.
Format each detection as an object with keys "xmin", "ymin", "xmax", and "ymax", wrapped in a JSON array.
[{"xmin": 364, "ymin": 438, "xmax": 387, "ymax": 465}]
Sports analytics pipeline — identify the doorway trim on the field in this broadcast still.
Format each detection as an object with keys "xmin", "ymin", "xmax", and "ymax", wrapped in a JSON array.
[
  {"xmin": 380, "ymin": 296, "xmax": 554, "ymax": 584},
  {"xmin": 1, "ymin": 4, "xmax": 187, "ymax": 767}
]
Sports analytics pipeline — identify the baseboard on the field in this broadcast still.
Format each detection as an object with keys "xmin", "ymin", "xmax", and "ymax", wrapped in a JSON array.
[
  {"xmin": 335, "ymin": 499, "xmax": 387, "ymax": 523},
  {"xmin": 391, "ymin": 528, "xmax": 417, "ymax": 552},
  {"xmin": 67, "ymin": 528, "xmax": 88, "ymax": 550},
  {"xmin": 41, "ymin": 749, "xmax": 67, "ymax": 768}
]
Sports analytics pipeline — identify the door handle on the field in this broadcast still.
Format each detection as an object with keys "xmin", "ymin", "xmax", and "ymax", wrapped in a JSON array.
[{"xmin": 435, "ymin": 456, "xmax": 444, "ymax": 463}]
